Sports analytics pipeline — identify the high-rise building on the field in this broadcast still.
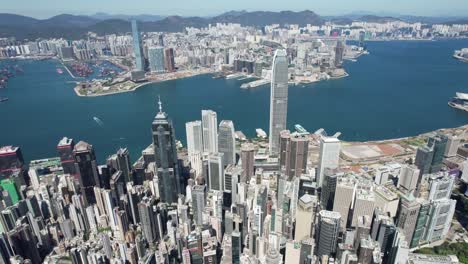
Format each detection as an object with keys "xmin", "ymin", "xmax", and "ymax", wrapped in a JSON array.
[
  {"xmin": 427, "ymin": 133, "xmax": 448, "ymax": 173},
  {"xmin": 295, "ymin": 194, "xmax": 317, "ymax": 241},
  {"xmin": 218, "ymin": 120, "xmax": 236, "ymax": 166},
  {"xmin": 320, "ymin": 169, "xmax": 340, "ymax": 210},
  {"xmin": 335, "ymin": 40, "xmax": 345, "ymax": 68},
  {"xmin": 269, "ymin": 49, "xmax": 288, "ymax": 154},
  {"xmin": 152, "ymin": 98, "xmax": 180, "ymax": 204},
  {"xmin": 107, "ymin": 148, "xmax": 132, "ymax": 183},
  {"xmin": 398, "ymin": 164, "xmax": 420, "ymax": 194},
  {"xmin": 202, "ymin": 110, "xmax": 218, "ymax": 153},
  {"xmin": 317, "ymin": 136, "xmax": 341, "ymax": 187},
  {"xmin": 186, "ymin": 121, "xmax": 203, "ymax": 155},
  {"xmin": 396, "ymin": 194, "xmax": 421, "ymax": 245},
  {"xmin": 279, "ymin": 130, "xmax": 309, "ymax": 179},
  {"xmin": 316, "ymin": 210, "xmax": 341, "ymax": 258},
  {"xmin": 148, "ymin": 47, "xmax": 165, "ymax": 73},
  {"xmin": 445, "ymin": 135, "xmax": 461, "ymax": 157},
  {"xmin": 192, "ymin": 185, "xmax": 206, "ymax": 226},
  {"xmin": 138, "ymin": 198, "xmax": 159, "ymax": 243},
  {"xmin": 131, "ymin": 20, "xmax": 145, "ymax": 71},
  {"xmin": 73, "ymin": 141, "xmax": 100, "ymax": 203},
  {"xmin": 240, "ymin": 143, "xmax": 255, "ymax": 182},
  {"xmin": 351, "ymin": 189, "xmax": 375, "ymax": 227},
  {"xmin": 208, "ymin": 153, "xmax": 224, "ymax": 192},
  {"xmin": 164, "ymin": 48, "xmax": 176, "ymax": 72},
  {"xmin": 57, "ymin": 137, "xmax": 76, "ymax": 176},
  {"xmin": 0, "ymin": 146, "xmax": 24, "ymax": 179},
  {"xmin": 333, "ymin": 176, "xmax": 355, "ymax": 231},
  {"xmin": 415, "ymin": 145, "xmax": 434, "ymax": 176},
  {"xmin": 461, "ymin": 159, "xmax": 468, "ymax": 183},
  {"xmin": 410, "ymin": 199, "xmax": 429, "ymax": 248},
  {"xmin": 7, "ymin": 224, "xmax": 41, "ymax": 264}
]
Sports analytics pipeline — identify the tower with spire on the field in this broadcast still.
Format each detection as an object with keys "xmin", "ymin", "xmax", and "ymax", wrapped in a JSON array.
[{"xmin": 151, "ymin": 96, "xmax": 181, "ymax": 204}]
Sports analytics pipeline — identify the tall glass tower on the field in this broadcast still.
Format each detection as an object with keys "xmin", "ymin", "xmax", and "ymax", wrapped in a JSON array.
[
  {"xmin": 269, "ymin": 49, "xmax": 288, "ymax": 154},
  {"xmin": 131, "ymin": 20, "xmax": 145, "ymax": 71},
  {"xmin": 152, "ymin": 98, "xmax": 180, "ymax": 204}
]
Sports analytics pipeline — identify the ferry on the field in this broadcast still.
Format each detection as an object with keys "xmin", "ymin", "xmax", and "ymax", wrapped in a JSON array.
[
  {"xmin": 448, "ymin": 92, "xmax": 468, "ymax": 112},
  {"xmin": 453, "ymin": 49, "xmax": 468, "ymax": 63},
  {"xmin": 0, "ymin": 97, "xmax": 8, "ymax": 102}
]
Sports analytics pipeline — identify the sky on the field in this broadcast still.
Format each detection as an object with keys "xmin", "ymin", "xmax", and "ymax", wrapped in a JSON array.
[{"xmin": 3, "ymin": 0, "xmax": 468, "ymax": 18}]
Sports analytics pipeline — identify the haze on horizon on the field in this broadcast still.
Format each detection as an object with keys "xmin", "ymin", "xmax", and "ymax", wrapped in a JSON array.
[{"xmin": 3, "ymin": 0, "xmax": 468, "ymax": 19}]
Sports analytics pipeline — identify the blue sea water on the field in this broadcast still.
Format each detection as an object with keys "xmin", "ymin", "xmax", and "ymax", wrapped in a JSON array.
[{"xmin": 1, "ymin": 39, "xmax": 468, "ymax": 162}]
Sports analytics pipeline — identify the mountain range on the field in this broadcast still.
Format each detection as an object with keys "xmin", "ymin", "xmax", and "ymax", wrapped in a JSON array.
[{"xmin": 0, "ymin": 10, "xmax": 466, "ymax": 41}]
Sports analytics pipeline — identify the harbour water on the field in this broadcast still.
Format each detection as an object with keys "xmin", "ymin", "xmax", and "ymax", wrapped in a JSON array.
[{"xmin": 1, "ymin": 39, "xmax": 468, "ymax": 162}]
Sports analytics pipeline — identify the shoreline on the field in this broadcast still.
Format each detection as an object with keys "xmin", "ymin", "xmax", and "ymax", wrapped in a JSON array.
[{"xmin": 74, "ymin": 69, "xmax": 216, "ymax": 97}]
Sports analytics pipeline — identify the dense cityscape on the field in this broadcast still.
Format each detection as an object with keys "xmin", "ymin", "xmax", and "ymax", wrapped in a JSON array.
[{"xmin": 1, "ymin": 6, "xmax": 468, "ymax": 264}]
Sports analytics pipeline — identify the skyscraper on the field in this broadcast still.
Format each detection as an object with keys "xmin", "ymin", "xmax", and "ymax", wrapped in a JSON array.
[
  {"xmin": 152, "ymin": 98, "xmax": 180, "ymax": 204},
  {"xmin": 164, "ymin": 48, "xmax": 176, "ymax": 72},
  {"xmin": 131, "ymin": 20, "xmax": 145, "ymax": 71},
  {"xmin": 279, "ymin": 130, "xmax": 309, "ymax": 179},
  {"xmin": 317, "ymin": 136, "xmax": 341, "ymax": 187},
  {"xmin": 316, "ymin": 210, "xmax": 341, "ymax": 258},
  {"xmin": 335, "ymin": 40, "xmax": 345, "ymax": 68},
  {"xmin": 415, "ymin": 145, "xmax": 434, "ymax": 176},
  {"xmin": 240, "ymin": 143, "xmax": 255, "ymax": 182},
  {"xmin": 208, "ymin": 153, "xmax": 224, "ymax": 191},
  {"xmin": 397, "ymin": 164, "xmax": 420, "ymax": 195},
  {"xmin": 269, "ymin": 49, "xmax": 288, "ymax": 154},
  {"xmin": 186, "ymin": 121, "xmax": 203, "ymax": 155},
  {"xmin": 73, "ymin": 141, "xmax": 100, "ymax": 203},
  {"xmin": 218, "ymin": 120, "xmax": 236, "ymax": 166},
  {"xmin": 427, "ymin": 133, "xmax": 448, "ymax": 173},
  {"xmin": 192, "ymin": 185, "xmax": 206, "ymax": 226},
  {"xmin": 148, "ymin": 47, "xmax": 165, "ymax": 73},
  {"xmin": 202, "ymin": 110, "xmax": 218, "ymax": 153},
  {"xmin": 396, "ymin": 194, "xmax": 421, "ymax": 245},
  {"xmin": 57, "ymin": 137, "xmax": 76, "ymax": 176}
]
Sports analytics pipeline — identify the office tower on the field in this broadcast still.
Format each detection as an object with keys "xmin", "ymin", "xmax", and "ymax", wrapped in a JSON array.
[
  {"xmin": 414, "ymin": 145, "xmax": 434, "ymax": 176},
  {"xmin": 333, "ymin": 177, "xmax": 355, "ymax": 230},
  {"xmin": 138, "ymin": 198, "xmax": 159, "ymax": 243},
  {"xmin": 357, "ymin": 238, "xmax": 379, "ymax": 264},
  {"xmin": 192, "ymin": 185, "xmax": 206, "ymax": 226},
  {"xmin": 462, "ymin": 159, "xmax": 468, "ymax": 183},
  {"xmin": 317, "ymin": 136, "xmax": 341, "ymax": 187},
  {"xmin": 57, "ymin": 137, "xmax": 76, "ymax": 176},
  {"xmin": 398, "ymin": 164, "xmax": 420, "ymax": 194},
  {"xmin": 164, "ymin": 48, "xmax": 176, "ymax": 72},
  {"xmin": 232, "ymin": 231, "xmax": 241, "ymax": 264},
  {"xmin": 423, "ymin": 199, "xmax": 456, "ymax": 243},
  {"xmin": 427, "ymin": 133, "xmax": 448, "ymax": 173},
  {"xmin": 373, "ymin": 185, "xmax": 399, "ymax": 218},
  {"xmin": 107, "ymin": 148, "xmax": 132, "ymax": 183},
  {"xmin": 152, "ymin": 98, "xmax": 180, "ymax": 204},
  {"xmin": 371, "ymin": 211, "xmax": 395, "ymax": 259},
  {"xmin": 321, "ymin": 169, "xmax": 340, "ymax": 211},
  {"xmin": 294, "ymin": 194, "xmax": 316, "ymax": 241},
  {"xmin": 316, "ymin": 210, "xmax": 341, "ymax": 258},
  {"xmin": 427, "ymin": 172, "xmax": 454, "ymax": 201},
  {"xmin": 410, "ymin": 199, "xmax": 429, "ymax": 248},
  {"xmin": 445, "ymin": 135, "xmax": 461, "ymax": 157},
  {"xmin": 354, "ymin": 215, "xmax": 372, "ymax": 250},
  {"xmin": 240, "ymin": 143, "xmax": 255, "ymax": 182},
  {"xmin": 186, "ymin": 121, "xmax": 203, "ymax": 155},
  {"xmin": 208, "ymin": 153, "xmax": 224, "ymax": 191},
  {"xmin": 279, "ymin": 130, "xmax": 309, "ymax": 179},
  {"xmin": 396, "ymin": 194, "xmax": 421, "ymax": 245},
  {"xmin": 131, "ymin": 20, "xmax": 145, "ymax": 71},
  {"xmin": 285, "ymin": 240, "xmax": 301, "ymax": 264},
  {"xmin": 388, "ymin": 230, "xmax": 409, "ymax": 264},
  {"xmin": 148, "ymin": 47, "xmax": 165, "ymax": 73},
  {"xmin": 335, "ymin": 40, "xmax": 345, "ymax": 67},
  {"xmin": 218, "ymin": 120, "xmax": 236, "ymax": 166},
  {"xmin": 0, "ymin": 146, "xmax": 24, "ymax": 179},
  {"xmin": 202, "ymin": 110, "xmax": 218, "ymax": 153},
  {"xmin": 73, "ymin": 141, "xmax": 100, "ymax": 203},
  {"xmin": 7, "ymin": 224, "xmax": 41, "ymax": 264},
  {"xmin": 269, "ymin": 49, "xmax": 288, "ymax": 154}
]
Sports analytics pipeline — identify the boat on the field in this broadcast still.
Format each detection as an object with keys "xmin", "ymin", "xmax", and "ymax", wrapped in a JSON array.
[
  {"xmin": 0, "ymin": 97, "xmax": 8, "ymax": 102},
  {"xmin": 453, "ymin": 49, "xmax": 468, "ymax": 63},
  {"xmin": 56, "ymin": 68, "xmax": 63, "ymax": 74},
  {"xmin": 93, "ymin": 117, "xmax": 104, "ymax": 126},
  {"xmin": 448, "ymin": 92, "xmax": 468, "ymax": 112}
]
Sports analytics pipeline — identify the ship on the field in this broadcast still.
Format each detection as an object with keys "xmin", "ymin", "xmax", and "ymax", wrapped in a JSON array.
[
  {"xmin": 93, "ymin": 117, "xmax": 104, "ymax": 126},
  {"xmin": 56, "ymin": 68, "xmax": 63, "ymax": 74},
  {"xmin": 448, "ymin": 92, "xmax": 468, "ymax": 112},
  {"xmin": 0, "ymin": 97, "xmax": 8, "ymax": 102},
  {"xmin": 453, "ymin": 49, "xmax": 468, "ymax": 63}
]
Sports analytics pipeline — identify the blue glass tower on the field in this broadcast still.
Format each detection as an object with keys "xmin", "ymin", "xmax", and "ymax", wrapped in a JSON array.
[{"xmin": 131, "ymin": 20, "xmax": 145, "ymax": 71}]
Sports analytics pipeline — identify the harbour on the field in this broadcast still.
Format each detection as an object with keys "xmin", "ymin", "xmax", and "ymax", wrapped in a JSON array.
[{"xmin": 1, "ymin": 39, "xmax": 468, "ymax": 162}]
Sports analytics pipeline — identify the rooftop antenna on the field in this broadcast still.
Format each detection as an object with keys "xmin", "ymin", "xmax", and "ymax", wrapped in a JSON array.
[{"xmin": 158, "ymin": 95, "xmax": 163, "ymax": 113}]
